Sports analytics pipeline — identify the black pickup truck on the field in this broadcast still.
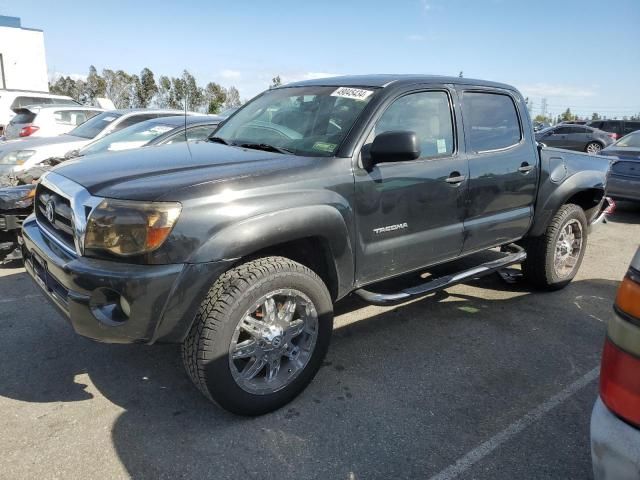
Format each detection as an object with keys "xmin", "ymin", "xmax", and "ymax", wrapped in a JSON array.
[{"xmin": 21, "ymin": 75, "xmax": 610, "ymax": 415}]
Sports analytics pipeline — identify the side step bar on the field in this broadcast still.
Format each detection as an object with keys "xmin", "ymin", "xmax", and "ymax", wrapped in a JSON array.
[{"xmin": 354, "ymin": 244, "xmax": 527, "ymax": 306}]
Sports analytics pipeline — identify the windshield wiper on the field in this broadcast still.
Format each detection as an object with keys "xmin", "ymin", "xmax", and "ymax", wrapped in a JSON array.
[
  {"xmin": 208, "ymin": 136, "xmax": 230, "ymax": 145},
  {"xmin": 238, "ymin": 143, "xmax": 293, "ymax": 154}
]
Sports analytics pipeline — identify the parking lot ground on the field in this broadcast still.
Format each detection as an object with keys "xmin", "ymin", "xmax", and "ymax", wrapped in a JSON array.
[{"xmin": 1, "ymin": 202, "xmax": 639, "ymax": 480}]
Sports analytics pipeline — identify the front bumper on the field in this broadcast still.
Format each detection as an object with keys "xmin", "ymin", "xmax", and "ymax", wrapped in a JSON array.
[
  {"xmin": 591, "ymin": 397, "xmax": 640, "ymax": 480},
  {"xmin": 22, "ymin": 216, "xmax": 232, "ymax": 344},
  {"xmin": 608, "ymin": 174, "xmax": 640, "ymax": 202}
]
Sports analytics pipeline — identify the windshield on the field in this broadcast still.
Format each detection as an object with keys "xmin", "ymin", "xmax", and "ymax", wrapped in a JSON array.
[
  {"xmin": 616, "ymin": 131, "xmax": 640, "ymax": 148},
  {"xmin": 68, "ymin": 112, "xmax": 123, "ymax": 139},
  {"xmin": 213, "ymin": 86, "xmax": 378, "ymax": 157},
  {"xmin": 79, "ymin": 120, "xmax": 175, "ymax": 156}
]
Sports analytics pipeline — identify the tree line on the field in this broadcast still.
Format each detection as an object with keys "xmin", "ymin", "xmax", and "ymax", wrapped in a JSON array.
[
  {"xmin": 533, "ymin": 108, "xmax": 640, "ymax": 125},
  {"xmin": 49, "ymin": 66, "xmax": 244, "ymax": 114}
]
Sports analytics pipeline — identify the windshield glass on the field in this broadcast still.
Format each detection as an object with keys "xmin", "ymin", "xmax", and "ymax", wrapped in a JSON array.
[
  {"xmin": 214, "ymin": 86, "xmax": 378, "ymax": 157},
  {"xmin": 616, "ymin": 131, "xmax": 640, "ymax": 148},
  {"xmin": 79, "ymin": 120, "xmax": 175, "ymax": 156},
  {"xmin": 68, "ymin": 112, "xmax": 123, "ymax": 139}
]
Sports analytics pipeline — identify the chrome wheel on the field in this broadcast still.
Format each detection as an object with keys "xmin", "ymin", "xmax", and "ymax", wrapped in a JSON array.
[
  {"xmin": 229, "ymin": 289, "xmax": 319, "ymax": 395},
  {"xmin": 554, "ymin": 219, "xmax": 583, "ymax": 278},
  {"xmin": 586, "ymin": 142, "xmax": 602, "ymax": 154}
]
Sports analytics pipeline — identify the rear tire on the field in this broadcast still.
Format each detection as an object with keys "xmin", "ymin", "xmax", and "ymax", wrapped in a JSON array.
[
  {"xmin": 182, "ymin": 256, "xmax": 333, "ymax": 415},
  {"xmin": 522, "ymin": 204, "xmax": 588, "ymax": 290}
]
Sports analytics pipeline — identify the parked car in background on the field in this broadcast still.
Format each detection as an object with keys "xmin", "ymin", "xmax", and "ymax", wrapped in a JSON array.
[
  {"xmin": 591, "ymin": 247, "xmax": 640, "ymax": 480},
  {"xmin": 0, "ymin": 90, "xmax": 79, "ymax": 135},
  {"xmin": 600, "ymin": 131, "xmax": 640, "ymax": 202},
  {"xmin": 0, "ymin": 115, "xmax": 222, "ymax": 263},
  {"xmin": 601, "ymin": 131, "xmax": 640, "ymax": 161},
  {"xmin": 533, "ymin": 121, "xmax": 550, "ymax": 132},
  {"xmin": 73, "ymin": 114, "xmax": 222, "ymax": 158},
  {"xmin": 535, "ymin": 124, "xmax": 614, "ymax": 153},
  {"xmin": 3, "ymin": 105, "xmax": 103, "ymax": 140},
  {"xmin": 0, "ymin": 109, "xmax": 190, "ymax": 178},
  {"xmin": 588, "ymin": 119, "xmax": 640, "ymax": 141}
]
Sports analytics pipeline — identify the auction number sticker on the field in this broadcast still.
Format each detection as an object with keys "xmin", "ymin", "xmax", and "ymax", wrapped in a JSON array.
[{"xmin": 331, "ymin": 87, "xmax": 374, "ymax": 101}]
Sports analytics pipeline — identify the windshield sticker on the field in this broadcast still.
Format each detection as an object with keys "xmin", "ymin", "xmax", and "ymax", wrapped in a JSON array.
[
  {"xmin": 312, "ymin": 142, "xmax": 337, "ymax": 153},
  {"xmin": 331, "ymin": 87, "xmax": 374, "ymax": 101},
  {"xmin": 101, "ymin": 116, "xmax": 116, "ymax": 122},
  {"xmin": 437, "ymin": 138, "xmax": 447, "ymax": 154}
]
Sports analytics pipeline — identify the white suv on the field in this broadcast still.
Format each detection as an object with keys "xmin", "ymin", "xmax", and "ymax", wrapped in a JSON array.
[
  {"xmin": 0, "ymin": 90, "xmax": 79, "ymax": 134},
  {"xmin": 3, "ymin": 105, "xmax": 103, "ymax": 140}
]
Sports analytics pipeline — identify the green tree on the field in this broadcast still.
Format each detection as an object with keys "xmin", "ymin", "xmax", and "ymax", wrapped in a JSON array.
[
  {"xmin": 203, "ymin": 82, "xmax": 226, "ymax": 113},
  {"xmin": 270, "ymin": 75, "xmax": 282, "ymax": 89},
  {"xmin": 134, "ymin": 68, "xmax": 158, "ymax": 108},
  {"xmin": 224, "ymin": 86, "xmax": 241, "ymax": 108},
  {"xmin": 83, "ymin": 65, "xmax": 106, "ymax": 104},
  {"xmin": 102, "ymin": 69, "xmax": 135, "ymax": 108},
  {"xmin": 591, "ymin": 112, "xmax": 601, "ymax": 121},
  {"xmin": 181, "ymin": 70, "xmax": 203, "ymax": 111},
  {"xmin": 156, "ymin": 75, "xmax": 172, "ymax": 108},
  {"xmin": 534, "ymin": 114, "xmax": 551, "ymax": 123},
  {"xmin": 560, "ymin": 108, "xmax": 575, "ymax": 122}
]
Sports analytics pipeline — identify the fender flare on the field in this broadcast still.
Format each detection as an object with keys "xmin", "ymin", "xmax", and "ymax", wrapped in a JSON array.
[
  {"xmin": 189, "ymin": 205, "xmax": 355, "ymax": 297},
  {"xmin": 528, "ymin": 170, "xmax": 605, "ymax": 237}
]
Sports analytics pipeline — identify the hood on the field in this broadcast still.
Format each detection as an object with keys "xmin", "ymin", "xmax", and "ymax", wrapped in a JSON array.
[
  {"xmin": 52, "ymin": 141, "xmax": 317, "ymax": 200},
  {"xmin": 0, "ymin": 134, "xmax": 86, "ymax": 155}
]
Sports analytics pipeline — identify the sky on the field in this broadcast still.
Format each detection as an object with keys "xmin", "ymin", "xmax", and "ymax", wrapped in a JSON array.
[{"xmin": 3, "ymin": 0, "xmax": 640, "ymax": 119}]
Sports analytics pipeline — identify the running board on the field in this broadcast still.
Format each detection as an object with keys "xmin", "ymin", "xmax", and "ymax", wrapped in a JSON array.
[{"xmin": 354, "ymin": 244, "xmax": 527, "ymax": 306}]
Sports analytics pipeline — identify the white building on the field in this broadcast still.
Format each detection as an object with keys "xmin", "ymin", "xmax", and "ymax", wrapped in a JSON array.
[{"xmin": 0, "ymin": 16, "xmax": 49, "ymax": 92}]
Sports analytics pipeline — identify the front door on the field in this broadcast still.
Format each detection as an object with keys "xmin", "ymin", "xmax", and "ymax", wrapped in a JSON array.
[
  {"xmin": 353, "ymin": 88, "xmax": 468, "ymax": 285},
  {"xmin": 457, "ymin": 89, "xmax": 538, "ymax": 253}
]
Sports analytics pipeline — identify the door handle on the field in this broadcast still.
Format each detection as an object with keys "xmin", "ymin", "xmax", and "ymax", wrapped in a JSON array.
[
  {"xmin": 518, "ymin": 163, "xmax": 534, "ymax": 173},
  {"xmin": 445, "ymin": 172, "xmax": 466, "ymax": 184}
]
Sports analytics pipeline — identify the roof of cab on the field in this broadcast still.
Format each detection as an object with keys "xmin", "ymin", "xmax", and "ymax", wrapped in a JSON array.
[{"xmin": 284, "ymin": 74, "xmax": 516, "ymax": 91}]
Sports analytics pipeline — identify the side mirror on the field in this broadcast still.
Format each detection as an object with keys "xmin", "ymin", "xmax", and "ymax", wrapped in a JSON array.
[{"xmin": 367, "ymin": 131, "xmax": 420, "ymax": 167}]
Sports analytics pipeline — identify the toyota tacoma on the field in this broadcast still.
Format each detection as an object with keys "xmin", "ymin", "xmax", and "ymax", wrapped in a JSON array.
[{"xmin": 21, "ymin": 75, "xmax": 611, "ymax": 415}]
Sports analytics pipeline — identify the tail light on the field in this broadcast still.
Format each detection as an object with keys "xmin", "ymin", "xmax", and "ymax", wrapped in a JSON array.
[
  {"xmin": 607, "ymin": 132, "xmax": 619, "ymax": 140},
  {"xmin": 19, "ymin": 125, "xmax": 39, "ymax": 137},
  {"xmin": 600, "ymin": 266, "xmax": 640, "ymax": 426}
]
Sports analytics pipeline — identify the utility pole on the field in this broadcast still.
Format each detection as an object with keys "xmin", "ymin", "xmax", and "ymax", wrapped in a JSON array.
[{"xmin": 541, "ymin": 98, "xmax": 548, "ymax": 119}]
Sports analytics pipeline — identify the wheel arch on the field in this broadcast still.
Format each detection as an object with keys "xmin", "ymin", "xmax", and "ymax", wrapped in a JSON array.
[
  {"xmin": 189, "ymin": 205, "xmax": 355, "ymax": 300},
  {"xmin": 529, "ymin": 171, "xmax": 605, "ymax": 237}
]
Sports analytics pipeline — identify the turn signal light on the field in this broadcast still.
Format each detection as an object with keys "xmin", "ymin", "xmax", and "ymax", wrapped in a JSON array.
[{"xmin": 615, "ymin": 273, "xmax": 640, "ymax": 320}]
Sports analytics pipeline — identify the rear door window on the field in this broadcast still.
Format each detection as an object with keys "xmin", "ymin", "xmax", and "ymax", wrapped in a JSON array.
[
  {"xmin": 462, "ymin": 92, "xmax": 522, "ymax": 152},
  {"xmin": 9, "ymin": 111, "xmax": 36, "ymax": 124}
]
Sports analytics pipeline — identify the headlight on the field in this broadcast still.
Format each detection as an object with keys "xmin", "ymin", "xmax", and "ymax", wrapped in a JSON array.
[
  {"xmin": 1, "ymin": 150, "xmax": 36, "ymax": 165},
  {"xmin": 0, "ymin": 184, "xmax": 36, "ymax": 209},
  {"xmin": 85, "ymin": 199, "xmax": 182, "ymax": 256}
]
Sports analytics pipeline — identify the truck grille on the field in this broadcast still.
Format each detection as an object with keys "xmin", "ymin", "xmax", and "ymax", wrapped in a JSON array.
[{"xmin": 35, "ymin": 184, "xmax": 75, "ymax": 250}]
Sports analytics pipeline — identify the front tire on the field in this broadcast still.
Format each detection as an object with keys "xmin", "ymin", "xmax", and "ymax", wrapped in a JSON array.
[
  {"xmin": 522, "ymin": 204, "xmax": 588, "ymax": 290},
  {"xmin": 182, "ymin": 256, "xmax": 333, "ymax": 415},
  {"xmin": 585, "ymin": 142, "xmax": 602, "ymax": 154}
]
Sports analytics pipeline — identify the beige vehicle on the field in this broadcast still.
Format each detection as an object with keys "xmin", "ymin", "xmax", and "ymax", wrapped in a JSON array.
[{"xmin": 591, "ymin": 248, "xmax": 640, "ymax": 479}]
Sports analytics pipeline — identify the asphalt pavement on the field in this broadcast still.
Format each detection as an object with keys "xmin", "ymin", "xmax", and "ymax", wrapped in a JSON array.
[{"xmin": 1, "ymin": 201, "xmax": 639, "ymax": 480}]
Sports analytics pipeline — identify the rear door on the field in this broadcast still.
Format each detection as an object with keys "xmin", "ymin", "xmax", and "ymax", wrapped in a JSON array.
[{"xmin": 457, "ymin": 88, "xmax": 538, "ymax": 253}]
